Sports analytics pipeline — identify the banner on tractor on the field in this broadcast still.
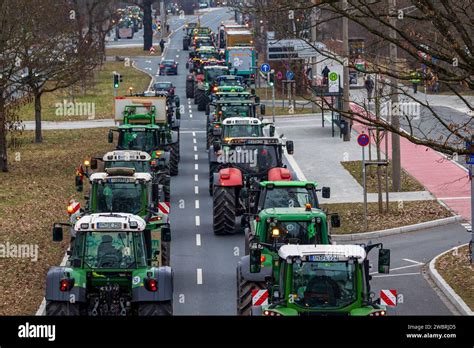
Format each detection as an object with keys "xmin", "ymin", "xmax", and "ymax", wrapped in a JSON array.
[{"xmin": 114, "ymin": 97, "xmax": 167, "ymax": 124}]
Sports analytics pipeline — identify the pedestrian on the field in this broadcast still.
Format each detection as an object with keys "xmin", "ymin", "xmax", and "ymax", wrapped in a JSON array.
[
  {"xmin": 410, "ymin": 70, "xmax": 421, "ymax": 94},
  {"xmin": 364, "ymin": 75, "xmax": 374, "ymax": 101},
  {"xmin": 166, "ymin": 24, "xmax": 170, "ymax": 33},
  {"xmin": 159, "ymin": 38, "xmax": 165, "ymax": 54},
  {"xmin": 322, "ymin": 65, "xmax": 330, "ymax": 85}
]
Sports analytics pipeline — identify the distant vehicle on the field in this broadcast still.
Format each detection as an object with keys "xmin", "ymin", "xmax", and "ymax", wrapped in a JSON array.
[
  {"xmin": 152, "ymin": 81, "xmax": 175, "ymax": 95},
  {"xmin": 199, "ymin": 2, "xmax": 209, "ymax": 8},
  {"xmin": 159, "ymin": 60, "xmax": 179, "ymax": 75}
]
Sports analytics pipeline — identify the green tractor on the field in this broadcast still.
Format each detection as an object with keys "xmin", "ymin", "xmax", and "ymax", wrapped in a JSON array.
[
  {"xmin": 47, "ymin": 213, "xmax": 173, "ymax": 316},
  {"xmin": 74, "ymin": 167, "xmax": 171, "ymax": 267},
  {"xmin": 236, "ymin": 204, "xmax": 340, "ymax": 315},
  {"xmin": 108, "ymin": 96, "xmax": 180, "ymax": 176},
  {"xmin": 182, "ymin": 22, "xmax": 199, "ymax": 50},
  {"xmin": 243, "ymin": 243, "xmax": 391, "ymax": 316},
  {"xmin": 195, "ymin": 65, "xmax": 230, "ymax": 111}
]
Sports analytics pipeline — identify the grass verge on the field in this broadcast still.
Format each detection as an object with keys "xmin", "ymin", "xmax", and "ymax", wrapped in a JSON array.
[
  {"xmin": 19, "ymin": 61, "xmax": 151, "ymax": 122},
  {"xmin": 321, "ymin": 200, "xmax": 452, "ymax": 234},
  {"xmin": 435, "ymin": 245, "xmax": 474, "ymax": 311},
  {"xmin": 0, "ymin": 128, "xmax": 113, "ymax": 315},
  {"xmin": 341, "ymin": 160, "xmax": 425, "ymax": 192}
]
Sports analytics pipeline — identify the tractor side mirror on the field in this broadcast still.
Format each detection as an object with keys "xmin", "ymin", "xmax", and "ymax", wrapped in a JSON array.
[
  {"xmin": 269, "ymin": 124, "xmax": 275, "ymax": 137},
  {"xmin": 260, "ymin": 104, "xmax": 266, "ymax": 115},
  {"xmin": 52, "ymin": 225, "xmax": 64, "ymax": 242},
  {"xmin": 90, "ymin": 159, "xmax": 98, "ymax": 170},
  {"xmin": 330, "ymin": 213, "xmax": 341, "ymax": 228},
  {"xmin": 75, "ymin": 175, "xmax": 83, "ymax": 192},
  {"xmin": 108, "ymin": 130, "xmax": 113, "ymax": 143},
  {"xmin": 212, "ymin": 127, "xmax": 222, "ymax": 137},
  {"xmin": 322, "ymin": 187, "xmax": 330, "ymax": 199},
  {"xmin": 378, "ymin": 249, "xmax": 391, "ymax": 274},
  {"xmin": 161, "ymin": 226, "xmax": 171, "ymax": 242},
  {"xmin": 286, "ymin": 140, "xmax": 294, "ymax": 155},
  {"xmin": 249, "ymin": 248, "xmax": 262, "ymax": 273},
  {"xmin": 174, "ymin": 95, "xmax": 180, "ymax": 107}
]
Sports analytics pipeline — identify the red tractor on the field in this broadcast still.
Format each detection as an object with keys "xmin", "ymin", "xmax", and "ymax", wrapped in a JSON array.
[{"xmin": 210, "ymin": 137, "xmax": 295, "ymax": 235}]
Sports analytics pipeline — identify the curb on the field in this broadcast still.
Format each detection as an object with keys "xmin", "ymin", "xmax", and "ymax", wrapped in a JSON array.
[
  {"xmin": 332, "ymin": 215, "xmax": 462, "ymax": 241},
  {"xmin": 428, "ymin": 244, "xmax": 473, "ymax": 316}
]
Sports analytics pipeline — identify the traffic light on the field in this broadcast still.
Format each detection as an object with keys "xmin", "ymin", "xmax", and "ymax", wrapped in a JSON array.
[
  {"xmin": 268, "ymin": 70, "xmax": 275, "ymax": 86},
  {"xmin": 113, "ymin": 73, "xmax": 119, "ymax": 88}
]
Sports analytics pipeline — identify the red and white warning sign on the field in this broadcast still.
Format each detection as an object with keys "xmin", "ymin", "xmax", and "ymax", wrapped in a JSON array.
[
  {"xmin": 158, "ymin": 202, "xmax": 170, "ymax": 214},
  {"xmin": 380, "ymin": 289, "xmax": 397, "ymax": 307},
  {"xmin": 67, "ymin": 200, "xmax": 81, "ymax": 215},
  {"xmin": 150, "ymin": 46, "xmax": 156, "ymax": 55},
  {"xmin": 251, "ymin": 289, "xmax": 269, "ymax": 306}
]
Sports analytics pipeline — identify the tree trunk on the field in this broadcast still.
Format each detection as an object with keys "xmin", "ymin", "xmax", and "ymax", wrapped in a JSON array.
[
  {"xmin": 34, "ymin": 91, "xmax": 43, "ymax": 143},
  {"xmin": 0, "ymin": 97, "xmax": 8, "ymax": 172},
  {"xmin": 143, "ymin": 0, "xmax": 153, "ymax": 51}
]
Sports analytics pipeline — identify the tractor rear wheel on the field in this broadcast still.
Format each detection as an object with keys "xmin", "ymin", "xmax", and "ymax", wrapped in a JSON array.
[
  {"xmin": 208, "ymin": 163, "xmax": 218, "ymax": 196},
  {"xmin": 213, "ymin": 186, "xmax": 236, "ymax": 235},
  {"xmin": 198, "ymin": 93, "xmax": 207, "ymax": 111},
  {"xmin": 236, "ymin": 265, "xmax": 266, "ymax": 316},
  {"xmin": 195, "ymin": 89, "xmax": 205, "ymax": 110},
  {"xmin": 138, "ymin": 301, "xmax": 172, "ymax": 316},
  {"xmin": 163, "ymin": 175, "xmax": 171, "ymax": 202},
  {"xmin": 169, "ymin": 141, "xmax": 179, "ymax": 176},
  {"xmin": 186, "ymin": 79, "xmax": 194, "ymax": 98},
  {"xmin": 194, "ymin": 85, "xmax": 199, "ymax": 104},
  {"xmin": 161, "ymin": 241, "xmax": 170, "ymax": 266},
  {"xmin": 46, "ymin": 301, "xmax": 81, "ymax": 316}
]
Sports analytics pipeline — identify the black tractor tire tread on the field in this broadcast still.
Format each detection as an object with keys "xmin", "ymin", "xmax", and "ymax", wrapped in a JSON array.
[
  {"xmin": 213, "ymin": 186, "xmax": 236, "ymax": 235},
  {"xmin": 138, "ymin": 301, "xmax": 173, "ymax": 316},
  {"xmin": 46, "ymin": 301, "xmax": 81, "ymax": 316},
  {"xmin": 186, "ymin": 80, "xmax": 194, "ymax": 98},
  {"xmin": 236, "ymin": 265, "xmax": 266, "ymax": 316},
  {"xmin": 169, "ymin": 141, "xmax": 179, "ymax": 176}
]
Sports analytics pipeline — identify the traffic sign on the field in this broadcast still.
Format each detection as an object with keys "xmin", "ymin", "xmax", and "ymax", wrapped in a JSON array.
[
  {"xmin": 286, "ymin": 71, "xmax": 294, "ymax": 80},
  {"xmin": 380, "ymin": 289, "xmax": 397, "ymax": 307},
  {"xmin": 466, "ymin": 141, "xmax": 474, "ymax": 165},
  {"xmin": 357, "ymin": 133, "xmax": 370, "ymax": 147},
  {"xmin": 328, "ymin": 71, "xmax": 340, "ymax": 93},
  {"xmin": 276, "ymin": 71, "xmax": 283, "ymax": 80},
  {"xmin": 152, "ymin": 23, "xmax": 157, "ymax": 30},
  {"xmin": 260, "ymin": 63, "xmax": 270, "ymax": 73}
]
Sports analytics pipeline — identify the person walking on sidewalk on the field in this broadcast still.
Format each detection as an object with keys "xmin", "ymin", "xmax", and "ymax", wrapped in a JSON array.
[
  {"xmin": 410, "ymin": 70, "xmax": 421, "ymax": 94},
  {"xmin": 159, "ymin": 39, "xmax": 165, "ymax": 54},
  {"xmin": 322, "ymin": 66, "xmax": 330, "ymax": 85},
  {"xmin": 364, "ymin": 75, "xmax": 374, "ymax": 101}
]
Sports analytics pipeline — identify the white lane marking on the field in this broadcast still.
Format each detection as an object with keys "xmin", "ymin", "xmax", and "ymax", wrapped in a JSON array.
[
  {"xmin": 193, "ymin": 138, "xmax": 197, "ymax": 144},
  {"xmin": 176, "ymin": 55, "xmax": 180, "ymax": 58},
  {"xmin": 373, "ymin": 272, "xmax": 420, "ymax": 278},
  {"xmin": 194, "ymin": 174, "xmax": 199, "ymax": 181},
  {"xmin": 195, "ymin": 186, "xmax": 199, "ymax": 194},
  {"xmin": 179, "ymin": 130, "xmax": 206, "ymax": 134},
  {"xmin": 403, "ymin": 258, "xmax": 424, "ymax": 265},
  {"xmin": 194, "ymin": 146, "xmax": 198, "ymax": 151},
  {"xmin": 190, "ymin": 114, "xmax": 193, "ymax": 118},
  {"xmin": 274, "ymin": 130, "xmax": 307, "ymax": 181},
  {"xmin": 195, "ymin": 154, "xmax": 199, "ymax": 160},
  {"xmin": 370, "ymin": 263, "xmax": 422, "ymax": 275},
  {"xmin": 195, "ymin": 215, "xmax": 200, "ymax": 226},
  {"xmin": 188, "ymin": 99, "xmax": 191, "ymax": 104},
  {"xmin": 196, "ymin": 234, "xmax": 201, "ymax": 246},
  {"xmin": 197, "ymin": 268, "xmax": 203, "ymax": 284},
  {"xmin": 192, "ymin": 131, "xmax": 196, "ymax": 136},
  {"xmin": 195, "ymin": 199, "xmax": 200, "ymax": 209},
  {"xmin": 195, "ymin": 163, "xmax": 199, "ymax": 170}
]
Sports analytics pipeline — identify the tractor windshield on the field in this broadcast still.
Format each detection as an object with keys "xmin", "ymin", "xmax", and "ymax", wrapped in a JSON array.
[
  {"xmin": 104, "ymin": 161, "xmax": 151, "ymax": 173},
  {"xmin": 83, "ymin": 232, "xmax": 147, "ymax": 269},
  {"xmin": 220, "ymin": 144, "xmax": 278, "ymax": 174},
  {"xmin": 292, "ymin": 261, "xmax": 357, "ymax": 309},
  {"xmin": 218, "ymin": 78, "xmax": 243, "ymax": 86},
  {"xmin": 206, "ymin": 68, "xmax": 229, "ymax": 81},
  {"xmin": 117, "ymin": 130, "xmax": 158, "ymax": 153},
  {"xmin": 96, "ymin": 182, "xmax": 145, "ymax": 215},
  {"xmin": 263, "ymin": 187, "xmax": 317, "ymax": 209},
  {"xmin": 267, "ymin": 221, "xmax": 321, "ymax": 244},
  {"xmin": 220, "ymin": 105, "xmax": 252, "ymax": 117},
  {"xmin": 223, "ymin": 125, "xmax": 262, "ymax": 138}
]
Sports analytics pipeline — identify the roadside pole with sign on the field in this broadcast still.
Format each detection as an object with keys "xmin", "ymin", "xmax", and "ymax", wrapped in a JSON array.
[
  {"xmin": 358, "ymin": 133, "xmax": 370, "ymax": 230},
  {"xmin": 468, "ymin": 138, "xmax": 474, "ymax": 263}
]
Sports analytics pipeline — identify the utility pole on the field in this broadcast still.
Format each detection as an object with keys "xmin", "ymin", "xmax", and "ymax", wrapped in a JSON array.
[
  {"xmin": 310, "ymin": 7, "xmax": 318, "ymax": 113},
  {"xmin": 160, "ymin": 0, "xmax": 166, "ymax": 39},
  {"xmin": 389, "ymin": 0, "xmax": 401, "ymax": 191},
  {"xmin": 342, "ymin": 0, "xmax": 351, "ymax": 141}
]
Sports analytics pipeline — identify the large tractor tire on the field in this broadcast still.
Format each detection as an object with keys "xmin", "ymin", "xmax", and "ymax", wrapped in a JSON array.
[
  {"xmin": 213, "ymin": 186, "xmax": 236, "ymax": 235},
  {"xmin": 161, "ymin": 241, "xmax": 170, "ymax": 267},
  {"xmin": 163, "ymin": 175, "xmax": 171, "ymax": 202},
  {"xmin": 46, "ymin": 301, "xmax": 81, "ymax": 316},
  {"xmin": 198, "ymin": 93, "xmax": 207, "ymax": 112},
  {"xmin": 183, "ymin": 41, "xmax": 189, "ymax": 51},
  {"xmin": 194, "ymin": 85, "xmax": 199, "ymax": 104},
  {"xmin": 186, "ymin": 79, "xmax": 194, "ymax": 99},
  {"xmin": 169, "ymin": 141, "xmax": 179, "ymax": 176},
  {"xmin": 208, "ymin": 163, "xmax": 218, "ymax": 196},
  {"xmin": 138, "ymin": 301, "xmax": 173, "ymax": 316},
  {"xmin": 236, "ymin": 265, "xmax": 266, "ymax": 316}
]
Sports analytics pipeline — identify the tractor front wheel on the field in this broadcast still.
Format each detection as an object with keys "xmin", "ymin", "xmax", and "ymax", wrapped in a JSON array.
[
  {"xmin": 213, "ymin": 186, "xmax": 236, "ymax": 235},
  {"xmin": 169, "ymin": 141, "xmax": 179, "ymax": 176},
  {"xmin": 236, "ymin": 265, "xmax": 266, "ymax": 316},
  {"xmin": 46, "ymin": 301, "xmax": 81, "ymax": 316},
  {"xmin": 138, "ymin": 301, "xmax": 173, "ymax": 316},
  {"xmin": 186, "ymin": 79, "xmax": 194, "ymax": 99}
]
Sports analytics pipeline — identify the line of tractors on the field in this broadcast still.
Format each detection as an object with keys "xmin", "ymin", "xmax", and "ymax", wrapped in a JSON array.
[{"xmin": 43, "ymin": 17, "xmax": 392, "ymax": 317}]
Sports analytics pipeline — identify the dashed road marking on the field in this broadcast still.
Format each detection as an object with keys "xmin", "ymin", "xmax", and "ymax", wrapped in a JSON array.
[
  {"xmin": 193, "ymin": 138, "xmax": 197, "ymax": 144},
  {"xmin": 197, "ymin": 268, "xmax": 203, "ymax": 284},
  {"xmin": 373, "ymin": 272, "xmax": 420, "ymax": 278},
  {"xmin": 194, "ymin": 174, "xmax": 199, "ymax": 181},
  {"xmin": 194, "ymin": 146, "xmax": 198, "ymax": 151},
  {"xmin": 195, "ymin": 163, "xmax": 199, "ymax": 170},
  {"xmin": 403, "ymin": 258, "xmax": 423, "ymax": 265},
  {"xmin": 192, "ymin": 132, "xmax": 196, "ymax": 137},
  {"xmin": 195, "ymin": 215, "xmax": 200, "ymax": 226},
  {"xmin": 195, "ymin": 199, "xmax": 200, "ymax": 209},
  {"xmin": 195, "ymin": 154, "xmax": 198, "ymax": 160},
  {"xmin": 196, "ymin": 234, "xmax": 201, "ymax": 246},
  {"xmin": 195, "ymin": 186, "xmax": 199, "ymax": 194},
  {"xmin": 461, "ymin": 223, "xmax": 472, "ymax": 232}
]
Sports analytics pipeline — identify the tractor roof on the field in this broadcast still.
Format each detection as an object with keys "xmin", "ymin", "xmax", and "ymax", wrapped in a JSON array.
[
  {"xmin": 90, "ymin": 170, "xmax": 152, "ymax": 182},
  {"xmin": 278, "ymin": 244, "xmax": 366, "ymax": 263},
  {"xmin": 259, "ymin": 207, "xmax": 325, "ymax": 220},
  {"xmin": 74, "ymin": 213, "xmax": 146, "ymax": 232},
  {"xmin": 223, "ymin": 117, "xmax": 261, "ymax": 125},
  {"xmin": 103, "ymin": 150, "xmax": 151, "ymax": 162},
  {"xmin": 197, "ymin": 46, "xmax": 216, "ymax": 52},
  {"xmin": 259, "ymin": 180, "xmax": 318, "ymax": 188},
  {"xmin": 226, "ymin": 137, "xmax": 281, "ymax": 146},
  {"xmin": 204, "ymin": 65, "xmax": 229, "ymax": 70}
]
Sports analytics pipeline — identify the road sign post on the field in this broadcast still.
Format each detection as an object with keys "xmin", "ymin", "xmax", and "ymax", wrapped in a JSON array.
[
  {"xmin": 468, "ymin": 139, "xmax": 474, "ymax": 263},
  {"xmin": 358, "ymin": 133, "xmax": 370, "ymax": 230}
]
